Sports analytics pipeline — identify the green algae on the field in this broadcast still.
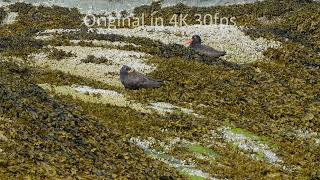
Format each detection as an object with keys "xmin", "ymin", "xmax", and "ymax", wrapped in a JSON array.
[
  {"xmin": 230, "ymin": 127, "xmax": 256, "ymax": 138},
  {"xmin": 55, "ymin": 89, "xmax": 285, "ymax": 178},
  {"xmin": 0, "ymin": 36, "xmax": 45, "ymax": 58},
  {"xmin": 230, "ymin": 127, "xmax": 270, "ymax": 144},
  {"xmin": 45, "ymin": 73, "xmax": 290, "ymax": 178},
  {"xmin": 80, "ymin": 55, "xmax": 113, "ymax": 65},
  {"xmin": 127, "ymin": 54, "xmax": 319, "ymax": 177},
  {"xmin": 186, "ymin": 144, "xmax": 218, "ymax": 158},
  {"xmin": 46, "ymin": 47, "xmax": 75, "ymax": 61},
  {"xmin": 140, "ymin": 145, "xmax": 212, "ymax": 179},
  {"xmin": 8, "ymin": 3, "xmax": 82, "ymax": 32},
  {"xmin": 0, "ymin": 0, "xmax": 319, "ymax": 179},
  {"xmin": 256, "ymin": 151, "xmax": 267, "ymax": 161},
  {"xmin": 134, "ymin": 0, "xmax": 314, "ymax": 26},
  {"xmin": 0, "ymin": 3, "xmax": 82, "ymax": 62},
  {"xmin": 31, "ymin": 68, "xmax": 121, "ymax": 92},
  {"xmin": 0, "ymin": 8, "xmax": 6, "ymax": 23},
  {"xmin": 189, "ymin": 175, "xmax": 206, "ymax": 180},
  {"xmin": 0, "ymin": 60, "xmax": 181, "ymax": 179}
]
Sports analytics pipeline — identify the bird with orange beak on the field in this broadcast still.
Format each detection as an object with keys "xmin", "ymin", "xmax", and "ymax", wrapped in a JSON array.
[
  {"xmin": 120, "ymin": 65, "xmax": 163, "ymax": 90},
  {"xmin": 185, "ymin": 35, "xmax": 226, "ymax": 58}
]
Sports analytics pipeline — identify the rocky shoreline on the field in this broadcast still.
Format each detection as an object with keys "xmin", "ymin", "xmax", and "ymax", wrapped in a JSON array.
[{"xmin": 0, "ymin": 0, "xmax": 319, "ymax": 179}]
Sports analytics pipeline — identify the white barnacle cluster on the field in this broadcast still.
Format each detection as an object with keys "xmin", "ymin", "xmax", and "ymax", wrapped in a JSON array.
[{"xmin": 95, "ymin": 24, "xmax": 281, "ymax": 63}]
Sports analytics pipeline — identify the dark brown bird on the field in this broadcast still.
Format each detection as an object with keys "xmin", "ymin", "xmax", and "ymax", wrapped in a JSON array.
[
  {"xmin": 186, "ymin": 35, "xmax": 226, "ymax": 58},
  {"xmin": 120, "ymin": 65, "xmax": 163, "ymax": 90}
]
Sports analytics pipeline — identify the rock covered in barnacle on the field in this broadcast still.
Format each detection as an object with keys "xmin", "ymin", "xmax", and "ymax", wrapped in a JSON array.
[{"xmin": 94, "ymin": 25, "xmax": 280, "ymax": 64}]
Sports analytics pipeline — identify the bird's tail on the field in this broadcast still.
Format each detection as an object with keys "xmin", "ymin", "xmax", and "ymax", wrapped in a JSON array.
[
  {"xmin": 146, "ymin": 79, "xmax": 163, "ymax": 88},
  {"xmin": 219, "ymin": 51, "xmax": 227, "ymax": 56}
]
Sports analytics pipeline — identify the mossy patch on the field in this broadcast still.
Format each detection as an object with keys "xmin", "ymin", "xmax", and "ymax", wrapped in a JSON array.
[
  {"xmin": 0, "ymin": 7, "xmax": 7, "ymax": 23},
  {"xmin": 31, "ymin": 68, "xmax": 120, "ymax": 92},
  {"xmin": 0, "ymin": 0, "xmax": 319, "ymax": 178},
  {"xmin": 230, "ymin": 127, "xmax": 270, "ymax": 144},
  {"xmin": 186, "ymin": 144, "xmax": 218, "ymax": 158},
  {"xmin": 46, "ymin": 47, "xmax": 75, "ymax": 60},
  {"xmin": 0, "ymin": 61, "xmax": 181, "ymax": 178},
  {"xmin": 133, "ymin": 0, "xmax": 314, "ymax": 26},
  {"xmin": 7, "ymin": 2, "xmax": 82, "ymax": 33},
  {"xmin": 0, "ymin": 36, "xmax": 45, "ymax": 58},
  {"xmin": 130, "ymin": 138, "xmax": 213, "ymax": 179},
  {"xmin": 80, "ymin": 55, "xmax": 113, "ymax": 65},
  {"xmin": 189, "ymin": 175, "xmax": 206, "ymax": 180}
]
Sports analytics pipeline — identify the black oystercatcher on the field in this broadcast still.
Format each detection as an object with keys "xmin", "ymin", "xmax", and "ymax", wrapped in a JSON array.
[
  {"xmin": 186, "ymin": 35, "xmax": 226, "ymax": 58},
  {"xmin": 120, "ymin": 65, "xmax": 163, "ymax": 90}
]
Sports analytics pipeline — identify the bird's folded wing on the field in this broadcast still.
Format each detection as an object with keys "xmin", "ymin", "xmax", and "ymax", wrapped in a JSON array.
[
  {"xmin": 126, "ymin": 71, "xmax": 147, "ymax": 86},
  {"xmin": 128, "ymin": 71, "xmax": 162, "ymax": 88},
  {"xmin": 196, "ymin": 45, "xmax": 226, "ymax": 57}
]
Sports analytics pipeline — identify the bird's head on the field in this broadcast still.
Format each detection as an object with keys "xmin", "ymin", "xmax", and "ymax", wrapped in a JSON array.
[
  {"xmin": 185, "ymin": 35, "xmax": 202, "ymax": 46},
  {"xmin": 120, "ymin": 65, "xmax": 134, "ymax": 75}
]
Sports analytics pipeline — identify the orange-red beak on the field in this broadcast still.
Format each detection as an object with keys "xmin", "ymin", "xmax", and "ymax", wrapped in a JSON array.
[
  {"xmin": 184, "ymin": 39, "xmax": 192, "ymax": 45},
  {"xmin": 128, "ymin": 69, "xmax": 135, "ymax": 73}
]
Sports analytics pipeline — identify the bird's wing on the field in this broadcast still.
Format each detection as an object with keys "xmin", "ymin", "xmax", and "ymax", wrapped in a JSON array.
[
  {"xmin": 141, "ymin": 77, "xmax": 162, "ymax": 88},
  {"xmin": 126, "ymin": 71, "xmax": 146, "ymax": 84},
  {"xmin": 195, "ymin": 45, "xmax": 226, "ymax": 57},
  {"xmin": 128, "ymin": 71, "xmax": 162, "ymax": 88}
]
